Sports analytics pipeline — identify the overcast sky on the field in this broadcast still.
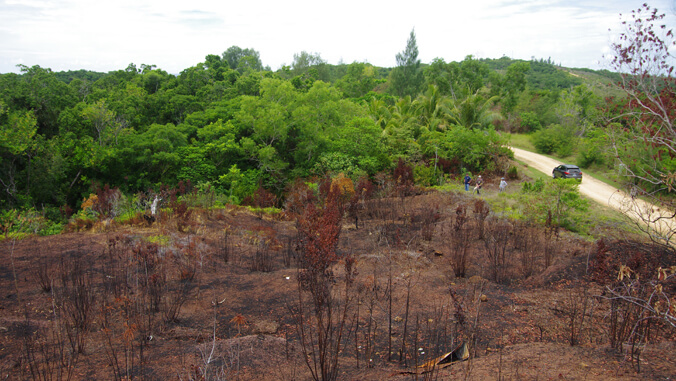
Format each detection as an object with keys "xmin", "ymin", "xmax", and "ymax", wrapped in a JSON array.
[{"xmin": 1, "ymin": 0, "xmax": 675, "ymax": 75}]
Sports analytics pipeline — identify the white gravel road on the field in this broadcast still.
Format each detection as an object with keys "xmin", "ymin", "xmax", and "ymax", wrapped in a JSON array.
[{"xmin": 511, "ymin": 147, "xmax": 674, "ymax": 244}]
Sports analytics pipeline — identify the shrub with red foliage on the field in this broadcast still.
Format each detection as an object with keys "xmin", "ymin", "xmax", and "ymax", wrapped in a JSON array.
[
  {"xmin": 436, "ymin": 157, "xmax": 457, "ymax": 174},
  {"xmin": 591, "ymin": 239, "xmax": 610, "ymax": 284},
  {"xmin": 242, "ymin": 186, "xmax": 277, "ymax": 209},
  {"xmin": 172, "ymin": 200, "xmax": 192, "ymax": 232},
  {"xmin": 60, "ymin": 204, "xmax": 74, "ymax": 220},
  {"xmin": 347, "ymin": 177, "xmax": 375, "ymax": 229},
  {"xmin": 284, "ymin": 179, "xmax": 318, "ymax": 218},
  {"xmin": 176, "ymin": 180, "xmax": 194, "ymax": 196},
  {"xmin": 354, "ymin": 176, "xmax": 375, "ymax": 199},
  {"xmin": 296, "ymin": 185, "xmax": 342, "ymax": 276},
  {"xmin": 91, "ymin": 183, "xmax": 122, "ymax": 218},
  {"xmin": 318, "ymin": 174, "xmax": 333, "ymax": 203},
  {"xmin": 393, "ymin": 158, "xmax": 414, "ymax": 197},
  {"xmin": 294, "ymin": 183, "xmax": 353, "ymax": 381}
]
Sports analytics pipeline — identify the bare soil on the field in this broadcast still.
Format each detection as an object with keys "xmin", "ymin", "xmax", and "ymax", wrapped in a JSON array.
[{"xmin": 1, "ymin": 190, "xmax": 674, "ymax": 380}]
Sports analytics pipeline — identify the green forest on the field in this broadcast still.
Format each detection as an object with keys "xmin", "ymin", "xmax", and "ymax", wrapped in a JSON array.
[{"xmin": 0, "ymin": 21, "xmax": 673, "ymax": 236}]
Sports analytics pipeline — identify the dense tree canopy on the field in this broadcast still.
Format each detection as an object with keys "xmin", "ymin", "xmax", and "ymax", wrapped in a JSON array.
[{"xmin": 0, "ymin": 37, "xmax": 636, "ymax": 219}]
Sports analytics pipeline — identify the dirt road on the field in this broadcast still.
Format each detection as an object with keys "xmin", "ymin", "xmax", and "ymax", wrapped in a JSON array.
[{"xmin": 511, "ymin": 147, "xmax": 674, "ymax": 244}]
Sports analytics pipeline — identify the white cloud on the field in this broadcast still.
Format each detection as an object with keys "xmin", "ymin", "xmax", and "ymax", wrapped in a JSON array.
[{"xmin": 0, "ymin": 0, "xmax": 674, "ymax": 74}]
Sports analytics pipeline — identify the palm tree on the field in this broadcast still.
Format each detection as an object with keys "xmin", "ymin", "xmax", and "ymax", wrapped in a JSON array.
[
  {"xmin": 451, "ymin": 91, "xmax": 503, "ymax": 130},
  {"xmin": 413, "ymin": 85, "xmax": 454, "ymax": 132},
  {"xmin": 366, "ymin": 96, "xmax": 391, "ymax": 130},
  {"xmin": 381, "ymin": 96, "xmax": 420, "ymax": 156}
]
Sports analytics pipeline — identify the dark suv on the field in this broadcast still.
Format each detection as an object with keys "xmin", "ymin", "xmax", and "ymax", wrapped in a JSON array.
[{"xmin": 552, "ymin": 164, "xmax": 582, "ymax": 180}]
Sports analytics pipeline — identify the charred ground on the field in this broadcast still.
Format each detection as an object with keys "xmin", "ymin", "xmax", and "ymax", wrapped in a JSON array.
[{"xmin": 1, "ymin": 186, "xmax": 675, "ymax": 380}]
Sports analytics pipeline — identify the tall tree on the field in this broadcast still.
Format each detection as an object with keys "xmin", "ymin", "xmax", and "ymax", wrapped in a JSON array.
[
  {"xmin": 390, "ymin": 29, "xmax": 423, "ymax": 98},
  {"xmin": 500, "ymin": 61, "xmax": 531, "ymax": 116},
  {"xmin": 15, "ymin": 65, "xmax": 77, "ymax": 137},
  {"xmin": 222, "ymin": 46, "xmax": 263, "ymax": 73},
  {"xmin": 0, "ymin": 102, "xmax": 38, "ymax": 206},
  {"xmin": 335, "ymin": 62, "xmax": 381, "ymax": 98},
  {"xmin": 459, "ymin": 56, "xmax": 489, "ymax": 95},
  {"xmin": 80, "ymin": 99, "xmax": 125, "ymax": 146},
  {"xmin": 423, "ymin": 58, "xmax": 453, "ymax": 96},
  {"xmin": 290, "ymin": 51, "xmax": 329, "ymax": 86}
]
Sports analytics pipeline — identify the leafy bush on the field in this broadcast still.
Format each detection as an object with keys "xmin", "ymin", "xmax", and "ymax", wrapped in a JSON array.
[
  {"xmin": 39, "ymin": 222, "xmax": 63, "ymax": 236},
  {"xmin": 520, "ymin": 178, "xmax": 589, "ymax": 232},
  {"xmin": 315, "ymin": 152, "xmax": 358, "ymax": 176},
  {"xmin": 532, "ymin": 124, "xmax": 575, "ymax": 156},
  {"xmin": 578, "ymin": 143, "xmax": 604, "ymax": 168},
  {"xmin": 556, "ymin": 139, "xmax": 574, "ymax": 157},
  {"xmin": 217, "ymin": 166, "xmax": 260, "ymax": 205},
  {"xmin": 435, "ymin": 127, "xmax": 512, "ymax": 173},
  {"xmin": 521, "ymin": 178, "xmax": 545, "ymax": 193},
  {"xmin": 0, "ymin": 208, "xmax": 63, "ymax": 239},
  {"xmin": 413, "ymin": 163, "xmax": 442, "ymax": 186},
  {"xmin": 577, "ymin": 130, "xmax": 607, "ymax": 168},
  {"xmin": 330, "ymin": 173, "xmax": 355, "ymax": 202},
  {"xmin": 519, "ymin": 111, "xmax": 542, "ymax": 132}
]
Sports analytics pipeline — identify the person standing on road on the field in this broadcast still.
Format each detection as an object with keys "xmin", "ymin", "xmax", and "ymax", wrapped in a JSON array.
[{"xmin": 464, "ymin": 173, "xmax": 472, "ymax": 191}]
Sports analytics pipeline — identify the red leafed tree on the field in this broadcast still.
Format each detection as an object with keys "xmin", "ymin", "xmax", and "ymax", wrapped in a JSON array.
[
  {"xmin": 603, "ymin": 7, "xmax": 676, "ymax": 367},
  {"xmin": 608, "ymin": 3, "xmax": 676, "ymax": 247},
  {"xmin": 295, "ymin": 183, "xmax": 355, "ymax": 381},
  {"xmin": 393, "ymin": 158, "xmax": 415, "ymax": 198},
  {"xmin": 347, "ymin": 176, "xmax": 375, "ymax": 229},
  {"xmin": 296, "ymin": 184, "xmax": 342, "ymax": 274}
]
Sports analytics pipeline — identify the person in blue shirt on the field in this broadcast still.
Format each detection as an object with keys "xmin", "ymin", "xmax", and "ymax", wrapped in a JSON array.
[{"xmin": 464, "ymin": 174, "xmax": 471, "ymax": 191}]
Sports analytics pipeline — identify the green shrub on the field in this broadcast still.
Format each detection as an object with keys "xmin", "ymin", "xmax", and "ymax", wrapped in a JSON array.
[
  {"xmin": 519, "ymin": 111, "xmax": 542, "ymax": 132},
  {"xmin": 556, "ymin": 140, "xmax": 574, "ymax": 157},
  {"xmin": 578, "ymin": 130, "xmax": 606, "ymax": 168},
  {"xmin": 578, "ymin": 143, "xmax": 604, "ymax": 168},
  {"xmin": 413, "ymin": 164, "xmax": 442, "ymax": 186},
  {"xmin": 520, "ymin": 178, "xmax": 589, "ymax": 232},
  {"xmin": 532, "ymin": 124, "xmax": 575, "ymax": 157},
  {"xmin": 532, "ymin": 128, "xmax": 558, "ymax": 154},
  {"xmin": 521, "ymin": 178, "xmax": 545, "ymax": 193},
  {"xmin": 0, "ymin": 208, "xmax": 63, "ymax": 238}
]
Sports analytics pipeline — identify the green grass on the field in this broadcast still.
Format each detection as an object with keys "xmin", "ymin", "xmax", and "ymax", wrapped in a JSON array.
[
  {"xmin": 483, "ymin": 179, "xmax": 640, "ymax": 241},
  {"xmin": 504, "ymin": 132, "xmax": 535, "ymax": 151},
  {"xmin": 517, "ymin": 161, "xmax": 550, "ymax": 181},
  {"xmin": 0, "ymin": 231, "xmax": 31, "ymax": 242},
  {"xmin": 244, "ymin": 206, "xmax": 283, "ymax": 216},
  {"xmin": 432, "ymin": 182, "xmax": 465, "ymax": 193},
  {"xmin": 145, "ymin": 234, "xmax": 171, "ymax": 245}
]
